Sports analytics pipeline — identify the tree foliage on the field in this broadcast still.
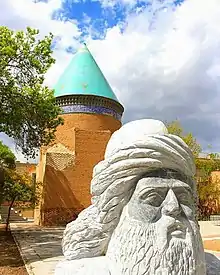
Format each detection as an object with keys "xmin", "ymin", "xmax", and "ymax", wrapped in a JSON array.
[
  {"xmin": 3, "ymin": 169, "xmax": 33, "ymax": 202},
  {"xmin": 166, "ymin": 120, "xmax": 201, "ymax": 157},
  {"xmin": 0, "ymin": 141, "xmax": 16, "ymax": 205},
  {"xmin": 195, "ymin": 155, "xmax": 220, "ymax": 219},
  {"xmin": 195, "ymin": 158, "xmax": 220, "ymax": 175},
  {"xmin": 0, "ymin": 26, "xmax": 63, "ymax": 158},
  {"xmin": 3, "ymin": 168, "xmax": 40, "ymax": 231},
  {"xmin": 166, "ymin": 120, "xmax": 220, "ymax": 219},
  {"xmin": 0, "ymin": 140, "xmax": 16, "ymax": 169},
  {"xmin": 197, "ymin": 173, "xmax": 220, "ymax": 220}
]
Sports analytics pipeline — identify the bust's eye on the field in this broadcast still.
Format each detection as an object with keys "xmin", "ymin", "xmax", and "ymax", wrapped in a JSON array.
[{"xmin": 139, "ymin": 192, "xmax": 164, "ymax": 207}]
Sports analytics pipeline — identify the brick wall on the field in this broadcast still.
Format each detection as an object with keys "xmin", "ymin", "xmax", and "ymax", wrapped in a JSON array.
[{"xmin": 37, "ymin": 113, "xmax": 121, "ymax": 226}]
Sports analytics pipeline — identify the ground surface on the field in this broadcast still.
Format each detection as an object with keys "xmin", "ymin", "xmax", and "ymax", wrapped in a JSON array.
[
  {"xmin": 10, "ymin": 223, "xmax": 64, "ymax": 275},
  {"xmin": 200, "ymin": 221, "xmax": 220, "ymax": 252},
  {"xmin": 0, "ymin": 224, "xmax": 28, "ymax": 275},
  {"xmin": 203, "ymin": 239, "xmax": 220, "ymax": 252}
]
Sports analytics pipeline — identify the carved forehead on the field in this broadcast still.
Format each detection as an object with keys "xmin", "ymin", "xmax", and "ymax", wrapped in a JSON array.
[{"xmin": 135, "ymin": 177, "xmax": 192, "ymax": 194}]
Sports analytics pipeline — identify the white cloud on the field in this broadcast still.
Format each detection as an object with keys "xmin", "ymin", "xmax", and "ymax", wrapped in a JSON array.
[
  {"xmin": 0, "ymin": 0, "xmax": 80, "ymax": 87},
  {"xmin": 87, "ymin": 0, "xmax": 220, "ymax": 151},
  {"xmin": 1, "ymin": 0, "xmax": 220, "ymax": 160}
]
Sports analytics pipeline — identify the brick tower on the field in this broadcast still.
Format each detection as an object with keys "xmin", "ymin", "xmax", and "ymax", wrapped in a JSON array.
[{"xmin": 35, "ymin": 44, "xmax": 124, "ymax": 226}]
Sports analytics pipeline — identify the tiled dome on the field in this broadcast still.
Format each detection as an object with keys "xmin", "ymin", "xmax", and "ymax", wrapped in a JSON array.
[{"xmin": 54, "ymin": 44, "xmax": 124, "ymax": 121}]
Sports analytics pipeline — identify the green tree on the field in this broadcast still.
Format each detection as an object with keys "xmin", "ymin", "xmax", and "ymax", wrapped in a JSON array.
[
  {"xmin": 3, "ymin": 168, "xmax": 39, "ymax": 231},
  {"xmin": 0, "ymin": 141, "xmax": 16, "ymax": 169},
  {"xmin": 0, "ymin": 141, "xmax": 16, "ymax": 205},
  {"xmin": 166, "ymin": 120, "xmax": 220, "ymax": 219},
  {"xmin": 197, "ymin": 173, "xmax": 220, "ymax": 220},
  {"xmin": 166, "ymin": 120, "xmax": 201, "ymax": 157},
  {"xmin": 0, "ymin": 26, "xmax": 63, "ymax": 158}
]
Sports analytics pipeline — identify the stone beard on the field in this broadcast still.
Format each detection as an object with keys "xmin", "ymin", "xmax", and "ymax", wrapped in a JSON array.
[{"xmin": 106, "ymin": 175, "xmax": 206, "ymax": 275}]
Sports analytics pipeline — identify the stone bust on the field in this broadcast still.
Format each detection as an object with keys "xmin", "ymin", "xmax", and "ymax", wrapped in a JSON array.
[{"xmin": 56, "ymin": 119, "xmax": 219, "ymax": 275}]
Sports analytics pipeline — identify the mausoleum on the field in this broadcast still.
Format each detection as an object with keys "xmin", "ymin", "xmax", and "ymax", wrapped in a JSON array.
[{"xmin": 35, "ymin": 44, "xmax": 124, "ymax": 226}]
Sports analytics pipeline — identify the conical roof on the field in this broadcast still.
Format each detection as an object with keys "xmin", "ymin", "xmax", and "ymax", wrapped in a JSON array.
[{"xmin": 54, "ymin": 44, "xmax": 119, "ymax": 102}]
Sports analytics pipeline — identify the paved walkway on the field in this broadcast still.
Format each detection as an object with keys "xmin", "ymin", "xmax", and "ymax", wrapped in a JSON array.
[
  {"xmin": 10, "ymin": 223, "xmax": 65, "ymax": 275},
  {"xmin": 10, "ymin": 221, "xmax": 220, "ymax": 275},
  {"xmin": 199, "ymin": 221, "xmax": 220, "ymax": 239}
]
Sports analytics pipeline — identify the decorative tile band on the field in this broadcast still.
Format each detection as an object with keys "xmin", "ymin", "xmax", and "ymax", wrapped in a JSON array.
[
  {"xmin": 56, "ymin": 95, "xmax": 124, "ymax": 117},
  {"xmin": 61, "ymin": 104, "xmax": 122, "ymax": 120}
]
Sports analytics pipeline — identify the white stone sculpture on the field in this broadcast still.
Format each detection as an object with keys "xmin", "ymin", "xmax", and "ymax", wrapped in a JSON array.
[{"xmin": 55, "ymin": 119, "xmax": 219, "ymax": 275}]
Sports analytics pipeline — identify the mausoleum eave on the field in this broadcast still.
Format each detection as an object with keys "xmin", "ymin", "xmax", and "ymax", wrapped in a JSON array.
[{"xmin": 56, "ymin": 94, "xmax": 124, "ymax": 121}]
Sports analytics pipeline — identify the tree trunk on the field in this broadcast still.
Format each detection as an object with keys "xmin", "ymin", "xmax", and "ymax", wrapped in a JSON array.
[
  {"xmin": 0, "ymin": 168, "xmax": 4, "ymax": 206},
  {"xmin": 6, "ymin": 197, "xmax": 16, "ymax": 232}
]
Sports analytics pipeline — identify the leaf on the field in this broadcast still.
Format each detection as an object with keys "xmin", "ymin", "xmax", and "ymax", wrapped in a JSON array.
[
  {"xmin": 166, "ymin": 120, "xmax": 201, "ymax": 157},
  {"xmin": 0, "ymin": 26, "xmax": 63, "ymax": 158},
  {"xmin": 166, "ymin": 120, "xmax": 220, "ymax": 219},
  {"xmin": 0, "ymin": 141, "xmax": 16, "ymax": 168}
]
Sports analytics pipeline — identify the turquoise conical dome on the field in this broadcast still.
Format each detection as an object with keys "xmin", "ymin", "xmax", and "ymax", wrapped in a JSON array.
[
  {"xmin": 54, "ymin": 44, "xmax": 118, "ymax": 102},
  {"xmin": 54, "ymin": 44, "xmax": 124, "ymax": 121}
]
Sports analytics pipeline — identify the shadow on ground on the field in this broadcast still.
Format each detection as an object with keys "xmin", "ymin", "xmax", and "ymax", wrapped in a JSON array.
[
  {"xmin": 11, "ymin": 226, "xmax": 65, "ymax": 265},
  {"xmin": 0, "ymin": 225, "xmax": 28, "ymax": 271}
]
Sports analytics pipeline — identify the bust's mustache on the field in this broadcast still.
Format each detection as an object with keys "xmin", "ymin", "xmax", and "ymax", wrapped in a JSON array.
[
  {"xmin": 167, "ymin": 219, "xmax": 187, "ymax": 236},
  {"xmin": 152, "ymin": 214, "xmax": 192, "ymax": 253},
  {"xmin": 157, "ymin": 216, "xmax": 187, "ymax": 235}
]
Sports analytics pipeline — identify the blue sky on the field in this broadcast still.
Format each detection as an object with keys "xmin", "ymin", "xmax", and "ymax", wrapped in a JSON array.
[
  {"xmin": 1, "ymin": 0, "xmax": 220, "ymax": 161},
  {"xmin": 49, "ymin": 0, "xmax": 186, "ymax": 43}
]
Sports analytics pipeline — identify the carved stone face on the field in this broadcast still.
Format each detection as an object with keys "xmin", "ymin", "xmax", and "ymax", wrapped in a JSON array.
[
  {"xmin": 106, "ymin": 170, "xmax": 206, "ymax": 275},
  {"xmin": 128, "ymin": 175, "xmax": 195, "ymax": 233},
  {"xmin": 127, "ymin": 173, "xmax": 198, "ymax": 252}
]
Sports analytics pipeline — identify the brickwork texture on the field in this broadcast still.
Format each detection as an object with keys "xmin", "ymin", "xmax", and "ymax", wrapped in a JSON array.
[{"xmin": 36, "ymin": 113, "xmax": 121, "ymax": 226}]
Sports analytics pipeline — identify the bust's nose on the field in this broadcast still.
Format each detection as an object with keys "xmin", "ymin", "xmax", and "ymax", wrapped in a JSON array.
[{"xmin": 161, "ymin": 189, "xmax": 180, "ymax": 217}]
